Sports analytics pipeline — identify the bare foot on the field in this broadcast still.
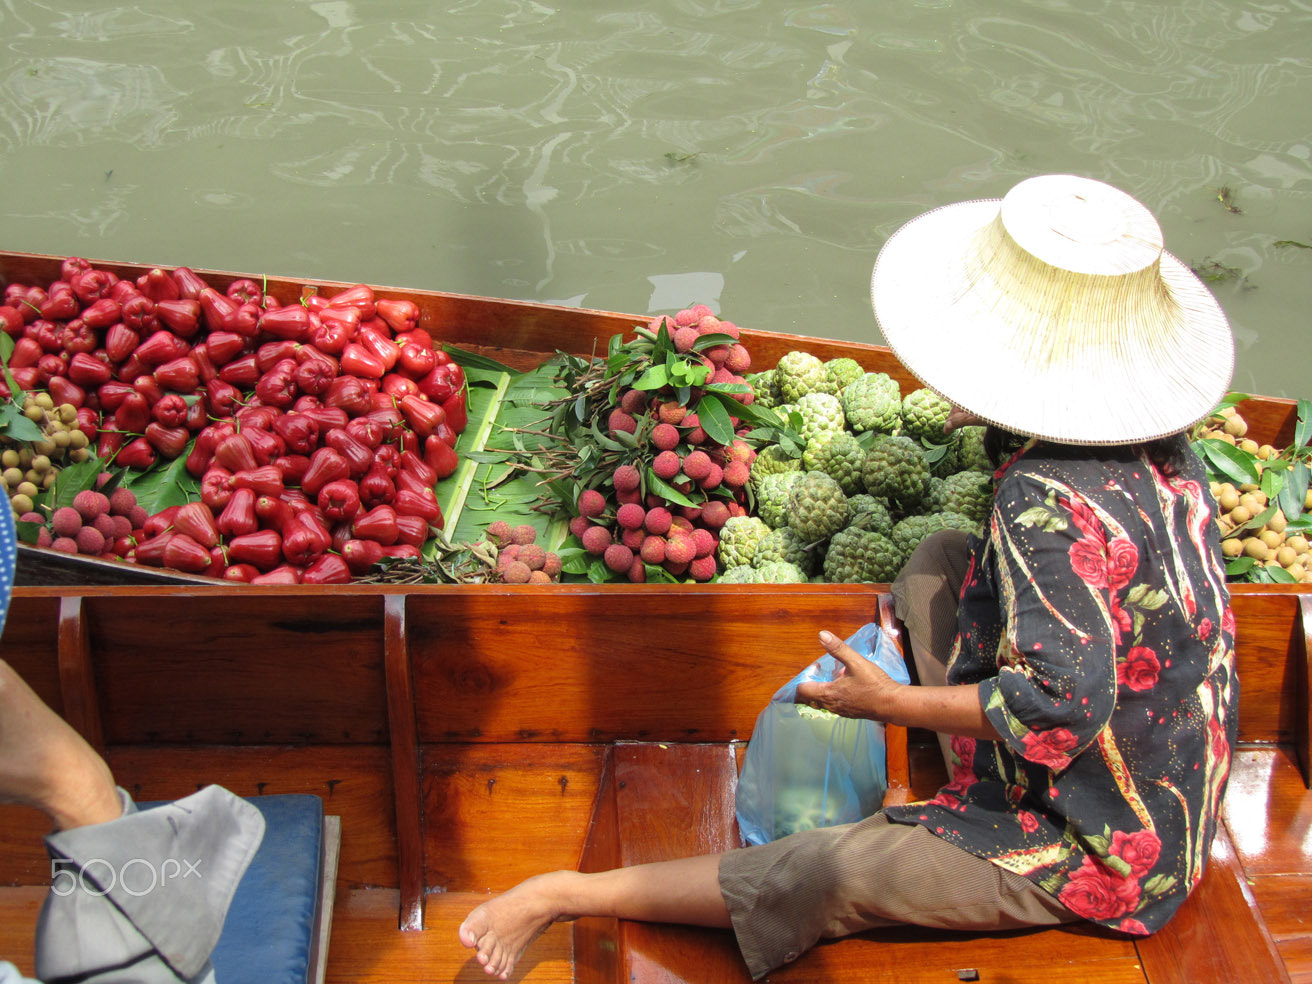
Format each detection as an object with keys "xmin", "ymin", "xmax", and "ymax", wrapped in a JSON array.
[
  {"xmin": 458, "ymin": 870, "xmax": 578, "ymax": 980},
  {"xmin": 0, "ymin": 660, "xmax": 121, "ymax": 830}
]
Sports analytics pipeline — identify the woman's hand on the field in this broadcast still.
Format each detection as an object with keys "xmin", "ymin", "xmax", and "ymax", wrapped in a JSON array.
[
  {"xmin": 945, "ymin": 405, "xmax": 984, "ymax": 433},
  {"xmin": 794, "ymin": 630, "xmax": 903, "ymax": 722}
]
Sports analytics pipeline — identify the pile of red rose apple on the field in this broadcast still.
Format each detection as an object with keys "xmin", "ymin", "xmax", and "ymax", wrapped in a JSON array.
[{"xmin": 1, "ymin": 257, "xmax": 468, "ymax": 583}]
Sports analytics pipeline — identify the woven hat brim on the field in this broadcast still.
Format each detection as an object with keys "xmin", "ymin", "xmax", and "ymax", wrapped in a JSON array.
[{"xmin": 870, "ymin": 197, "xmax": 1235, "ymax": 445}]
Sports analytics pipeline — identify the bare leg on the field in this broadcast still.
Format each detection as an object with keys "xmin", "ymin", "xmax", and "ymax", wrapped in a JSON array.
[
  {"xmin": 0, "ymin": 659, "xmax": 121, "ymax": 831},
  {"xmin": 458, "ymin": 853, "xmax": 730, "ymax": 980}
]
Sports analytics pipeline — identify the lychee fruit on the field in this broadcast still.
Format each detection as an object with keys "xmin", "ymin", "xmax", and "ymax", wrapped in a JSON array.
[
  {"xmin": 52, "ymin": 536, "xmax": 78, "ymax": 554},
  {"xmin": 108, "ymin": 487, "xmax": 138, "ymax": 516},
  {"xmin": 653, "ymin": 451, "xmax": 681, "ymax": 480},
  {"xmin": 673, "ymin": 308, "xmax": 698, "ymax": 328},
  {"xmin": 528, "ymin": 570, "xmax": 553, "ymax": 584},
  {"xmin": 657, "ymin": 402, "xmax": 687, "ymax": 425},
  {"xmin": 664, "ymin": 535, "xmax": 695, "ymax": 565},
  {"xmin": 690, "ymin": 527, "xmax": 717, "ymax": 559},
  {"xmin": 51, "ymin": 506, "xmax": 82, "ymax": 539},
  {"xmin": 673, "ymin": 327, "xmax": 699, "ymax": 353},
  {"xmin": 502, "ymin": 560, "xmax": 532, "ymax": 584},
  {"xmin": 725, "ymin": 344, "xmax": 751, "ymax": 373},
  {"xmin": 486, "ymin": 519, "xmax": 513, "ymax": 545},
  {"xmin": 640, "ymin": 535, "xmax": 667, "ymax": 564},
  {"xmin": 581, "ymin": 525, "xmax": 612, "ymax": 555},
  {"xmin": 617, "ymin": 502, "xmax": 646, "ymax": 530},
  {"xmin": 699, "ymin": 463, "xmax": 724, "ymax": 490},
  {"xmin": 700, "ymin": 501, "xmax": 731, "ymax": 529},
  {"xmin": 542, "ymin": 552, "xmax": 563, "ymax": 577},
  {"xmin": 626, "ymin": 557, "xmax": 646, "ymax": 583},
  {"xmin": 608, "ymin": 408, "xmax": 637, "ymax": 436},
  {"xmin": 519, "ymin": 544, "xmax": 547, "ymax": 571},
  {"xmin": 651, "ymin": 423, "xmax": 680, "ymax": 452},
  {"xmin": 723, "ymin": 460, "xmax": 750, "ymax": 488},
  {"xmin": 578, "ymin": 488, "xmax": 607, "ymax": 518},
  {"xmin": 644, "ymin": 506, "xmax": 673, "ymax": 536},
  {"xmin": 604, "ymin": 543, "xmax": 634, "ymax": 573},
  {"xmin": 681, "ymin": 450, "xmax": 713, "ymax": 481},
  {"xmin": 621, "ymin": 527, "xmax": 646, "ymax": 549},
  {"xmin": 73, "ymin": 489, "xmax": 110, "ymax": 523},
  {"xmin": 613, "ymin": 464, "xmax": 641, "ymax": 493},
  {"xmin": 510, "ymin": 524, "xmax": 538, "ymax": 545},
  {"xmin": 689, "ymin": 555, "xmax": 718, "ymax": 581},
  {"xmin": 75, "ymin": 526, "xmax": 106, "ymax": 556},
  {"xmin": 620, "ymin": 388, "xmax": 649, "ymax": 415},
  {"xmin": 569, "ymin": 515, "xmax": 592, "ymax": 538}
]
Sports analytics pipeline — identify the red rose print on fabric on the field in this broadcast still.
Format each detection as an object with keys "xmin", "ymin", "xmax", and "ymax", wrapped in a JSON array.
[
  {"xmin": 1018, "ymin": 810, "xmax": 1040, "ymax": 834},
  {"xmin": 1058, "ymin": 856, "xmax": 1142, "ymax": 920},
  {"xmin": 1105, "ymin": 537, "xmax": 1139, "ymax": 590},
  {"xmin": 1069, "ymin": 536, "xmax": 1109, "ymax": 588},
  {"xmin": 1198, "ymin": 617, "xmax": 1212, "ymax": 641},
  {"xmin": 1118, "ymin": 918, "xmax": 1149, "ymax": 936},
  {"xmin": 1117, "ymin": 646, "xmax": 1161, "ymax": 692},
  {"xmin": 1110, "ymin": 829, "xmax": 1161, "ymax": 877},
  {"xmin": 1022, "ymin": 727, "xmax": 1080, "ymax": 769},
  {"xmin": 1222, "ymin": 605, "xmax": 1236, "ymax": 639}
]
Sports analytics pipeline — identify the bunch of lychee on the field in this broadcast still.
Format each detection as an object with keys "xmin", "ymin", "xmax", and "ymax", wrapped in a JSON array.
[
  {"xmin": 570, "ymin": 306, "xmax": 760, "ymax": 583},
  {"xmin": 22, "ymin": 483, "xmax": 147, "ymax": 558},
  {"xmin": 484, "ymin": 519, "xmax": 564, "ymax": 584}
]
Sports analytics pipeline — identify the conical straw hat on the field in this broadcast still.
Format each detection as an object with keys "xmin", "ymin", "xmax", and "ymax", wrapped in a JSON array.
[{"xmin": 870, "ymin": 174, "xmax": 1234, "ymax": 445}]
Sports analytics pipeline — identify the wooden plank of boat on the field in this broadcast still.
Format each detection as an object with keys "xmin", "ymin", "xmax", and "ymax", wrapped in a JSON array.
[{"xmin": 2, "ymin": 248, "xmax": 1305, "ymax": 586}]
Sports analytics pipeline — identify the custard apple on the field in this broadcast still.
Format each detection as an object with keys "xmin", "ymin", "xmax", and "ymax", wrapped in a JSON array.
[
  {"xmin": 774, "ymin": 351, "xmax": 836, "ymax": 402},
  {"xmin": 753, "ymin": 526, "xmax": 819, "ymax": 575},
  {"xmin": 939, "ymin": 470, "xmax": 994, "ymax": 522},
  {"xmin": 787, "ymin": 471, "xmax": 851, "ymax": 543},
  {"xmin": 795, "ymin": 392, "xmax": 847, "ymax": 450},
  {"xmin": 823, "ymin": 527, "xmax": 904, "ymax": 584},
  {"xmin": 717, "ymin": 515, "xmax": 771, "ymax": 569},
  {"xmin": 841, "ymin": 373, "xmax": 903, "ymax": 435},
  {"xmin": 753, "ymin": 471, "xmax": 804, "ymax": 529},
  {"xmin": 824, "ymin": 357, "xmax": 864, "ymax": 393},
  {"xmin": 861, "ymin": 435, "xmax": 931, "ymax": 514},
  {"xmin": 901, "ymin": 387, "xmax": 953, "ymax": 444},
  {"xmin": 803, "ymin": 431, "xmax": 865, "ymax": 495}
]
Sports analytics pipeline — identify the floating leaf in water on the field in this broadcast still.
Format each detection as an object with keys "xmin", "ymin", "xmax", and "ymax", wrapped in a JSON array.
[{"xmin": 1213, "ymin": 185, "xmax": 1242, "ymax": 213}]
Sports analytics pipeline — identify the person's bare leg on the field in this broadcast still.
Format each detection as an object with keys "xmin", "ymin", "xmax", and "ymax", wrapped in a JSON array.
[
  {"xmin": 0, "ymin": 659, "xmax": 121, "ymax": 831},
  {"xmin": 458, "ymin": 853, "xmax": 730, "ymax": 980}
]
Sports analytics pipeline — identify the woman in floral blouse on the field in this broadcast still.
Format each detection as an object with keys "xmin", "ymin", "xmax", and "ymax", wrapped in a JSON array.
[{"xmin": 458, "ymin": 173, "xmax": 1238, "ymax": 981}]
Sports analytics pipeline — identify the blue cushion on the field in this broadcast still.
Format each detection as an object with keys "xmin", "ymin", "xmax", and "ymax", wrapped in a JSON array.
[{"xmin": 209, "ymin": 794, "xmax": 324, "ymax": 984}]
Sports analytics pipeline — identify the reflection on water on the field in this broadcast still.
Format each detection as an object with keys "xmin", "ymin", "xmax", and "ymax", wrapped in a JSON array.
[{"xmin": 0, "ymin": 0, "xmax": 1308, "ymax": 397}]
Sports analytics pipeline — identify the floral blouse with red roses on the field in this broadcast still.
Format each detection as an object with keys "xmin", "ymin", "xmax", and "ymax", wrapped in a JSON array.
[{"xmin": 884, "ymin": 436, "xmax": 1237, "ymax": 936}]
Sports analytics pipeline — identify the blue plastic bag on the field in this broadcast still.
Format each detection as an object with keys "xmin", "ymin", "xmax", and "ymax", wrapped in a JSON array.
[{"xmin": 735, "ymin": 622, "xmax": 911, "ymax": 846}]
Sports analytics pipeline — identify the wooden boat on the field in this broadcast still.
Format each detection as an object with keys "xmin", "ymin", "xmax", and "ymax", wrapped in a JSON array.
[{"xmin": 1, "ymin": 251, "xmax": 1309, "ymax": 983}]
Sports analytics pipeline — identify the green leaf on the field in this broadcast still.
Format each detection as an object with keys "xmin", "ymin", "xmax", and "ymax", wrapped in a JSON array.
[
  {"xmin": 0, "ymin": 334, "xmax": 24, "ymax": 399},
  {"xmin": 48, "ymin": 458, "xmax": 107, "ymax": 511},
  {"xmin": 0, "ymin": 402, "xmax": 44, "ymax": 443},
  {"xmin": 633, "ymin": 363, "xmax": 669, "ymax": 391},
  {"xmin": 443, "ymin": 344, "xmax": 521, "ymax": 375},
  {"xmin": 723, "ymin": 397, "xmax": 791, "ymax": 432},
  {"xmin": 1267, "ymin": 565, "xmax": 1298, "ymax": 584},
  {"xmin": 1192, "ymin": 438, "xmax": 1260, "ymax": 486},
  {"xmin": 694, "ymin": 394, "xmax": 736, "ymax": 446},
  {"xmin": 645, "ymin": 469, "xmax": 698, "ymax": 508},
  {"xmin": 1226, "ymin": 556, "xmax": 1258, "ymax": 577},
  {"xmin": 120, "ymin": 448, "xmax": 198, "ymax": 515},
  {"xmin": 1296, "ymin": 399, "xmax": 1312, "ymax": 452},
  {"xmin": 1286, "ymin": 515, "xmax": 1312, "ymax": 533},
  {"xmin": 690, "ymin": 332, "xmax": 737, "ymax": 351},
  {"xmin": 1278, "ymin": 461, "xmax": 1308, "ymax": 521},
  {"xmin": 1260, "ymin": 466, "xmax": 1284, "ymax": 503},
  {"xmin": 15, "ymin": 519, "xmax": 44, "ymax": 545}
]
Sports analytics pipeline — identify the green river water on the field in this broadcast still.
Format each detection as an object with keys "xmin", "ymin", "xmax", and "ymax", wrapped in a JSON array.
[{"xmin": 1, "ymin": 0, "xmax": 1309, "ymax": 399}]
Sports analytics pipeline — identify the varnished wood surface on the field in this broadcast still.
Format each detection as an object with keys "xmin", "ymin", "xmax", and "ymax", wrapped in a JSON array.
[
  {"xmin": 384, "ymin": 595, "xmax": 426, "ymax": 931},
  {"xmin": 422, "ymin": 743, "xmax": 607, "ymax": 893}
]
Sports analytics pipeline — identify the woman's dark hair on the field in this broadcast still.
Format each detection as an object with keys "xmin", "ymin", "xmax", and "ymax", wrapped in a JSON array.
[{"xmin": 983, "ymin": 426, "xmax": 1189, "ymax": 477}]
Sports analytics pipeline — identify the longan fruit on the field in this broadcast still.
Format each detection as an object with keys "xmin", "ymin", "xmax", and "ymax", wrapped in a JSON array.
[
  {"xmin": 1276, "ymin": 545, "xmax": 1298, "ymax": 567},
  {"xmin": 23, "ymin": 403, "xmax": 44, "ymax": 423},
  {"xmin": 9, "ymin": 493, "xmax": 33, "ymax": 515},
  {"xmin": 32, "ymin": 439, "xmax": 55, "ymax": 457},
  {"xmin": 1268, "ymin": 510, "xmax": 1287, "ymax": 534},
  {"xmin": 1228, "ymin": 505, "xmax": 1252, "ymax": 525},
  {"xmin": 1217, "ymin": 486, "xmax": 1240, "ymax": 511},
  {"xmin": 68, "ymin": 448, "xmax": 90, "ymax": 463},
  {"xmin": 1287, "ymin": 535, "xmax": 1309, "ymax": 554},
  {"xmin": 1259, "ymin": 529, "xmax": 1284, "ymax": 550},
  {"xmin": 1242, "ymin": 537, "xmax": 1269, "ymax": 560},
  {"xmin": 68, "ymin": 430, "xmax": 89, "ymax": 450},
  {"xmin": 58, "ymin": 404, "xmax": 77, "ymax": 424},
  {"xmin": 2, "ymin": 467, "xmax": 22, "ymax": 487},
  {"xmin": 1258, "ymin": 445, "xmax": 1277, "ymax": 460},
  {"xmin": 1221, "ymin": 538, "xmax": 1245, "ymax": 558},
  {"xmin": 0, "ymin": 450, "xmax": 18, "ymax": 469},
  {"xmin": 30, "ymin": 454, "xmax": 51, "ymax": 474},
  {"xmin": 14, "ymin": 481, "xmax": 38, "ymax": 499},
  {"xmin": 33, "ymin": 392, "xmax": 53, "ymax": 410},
  {"xmin": 1239, "ymin": 438, "xmax": 1259, "ymax": 454}
]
